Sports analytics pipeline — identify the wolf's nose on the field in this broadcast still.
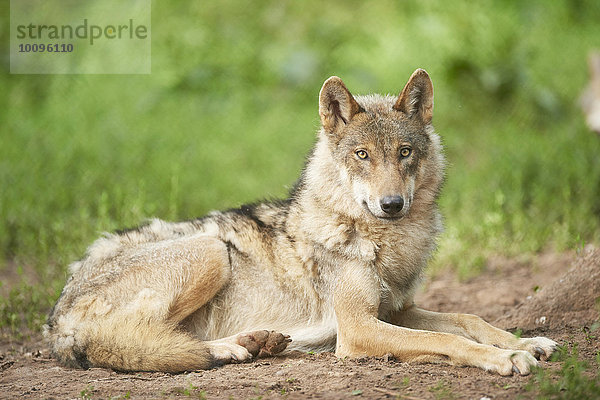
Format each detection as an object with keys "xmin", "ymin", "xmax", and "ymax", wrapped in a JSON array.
[{"xmin": 380, "ymin": 196, "xmax": 404, "ymax": 215}]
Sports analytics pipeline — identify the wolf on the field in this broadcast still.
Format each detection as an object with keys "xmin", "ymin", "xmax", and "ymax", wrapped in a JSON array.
[{"xmin": 44, "ymin": 69, "xmax": 557, "ymax": 375}]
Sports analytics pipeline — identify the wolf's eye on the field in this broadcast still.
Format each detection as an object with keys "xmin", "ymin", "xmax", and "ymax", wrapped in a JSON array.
[
  {"xmin": 356, "ymin": 150, "xmax": 369, "ymax": 160},
  {"xmin": 400, "ymin": 147, "xmax": 412, "ymax": 158}
]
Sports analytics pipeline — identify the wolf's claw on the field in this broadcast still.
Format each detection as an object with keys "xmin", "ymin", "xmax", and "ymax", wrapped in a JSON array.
[{"xmin": 534, "ymin": 347, "xmax": 545, "ymax": 358}]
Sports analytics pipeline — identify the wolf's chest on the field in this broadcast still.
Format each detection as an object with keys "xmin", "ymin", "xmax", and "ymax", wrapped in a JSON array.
[{"xmin": 373, "ymin": 243, "xmax": 428, "ymax": 314}]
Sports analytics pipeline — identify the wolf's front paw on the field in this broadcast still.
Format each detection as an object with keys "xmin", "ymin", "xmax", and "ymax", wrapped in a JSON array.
[
  {"xmin": 518, "ymin": 336, "xmax": 558, "ymax": 360},
  {"xmin": 492, "ymin": 350, "xmax": 539, "ymax": 376},
  {"xmin": 237, "ymin": 330, "xmax": 291, "ymax": 358}
]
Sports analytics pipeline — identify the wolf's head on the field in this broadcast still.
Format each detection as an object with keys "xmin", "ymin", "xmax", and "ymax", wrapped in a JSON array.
[{"xmin": 315, "ymin": 69, "xmax": 445, "ymax": 221}]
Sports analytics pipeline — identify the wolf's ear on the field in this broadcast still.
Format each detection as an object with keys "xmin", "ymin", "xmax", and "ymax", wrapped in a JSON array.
[
  {"xmin": 319, "ymin": 76, "xmax": 363, "ymax": 133},
  {"xmin": 393, "ymin": 69, "xmax": 434, "ymax": 124}
]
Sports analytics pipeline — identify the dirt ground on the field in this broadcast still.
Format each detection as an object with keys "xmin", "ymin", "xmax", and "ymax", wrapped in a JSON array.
[{"xmin": 1, "ymin": 247, "xmax": 599, "ymax": 399}]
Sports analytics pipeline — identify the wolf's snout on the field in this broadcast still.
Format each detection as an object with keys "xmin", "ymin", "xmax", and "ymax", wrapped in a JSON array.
[{"xmin": 380, "ymin": 196, "xmax": 404, "ymax": 216}]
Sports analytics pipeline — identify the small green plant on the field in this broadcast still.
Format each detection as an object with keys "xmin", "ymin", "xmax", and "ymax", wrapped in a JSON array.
[
  {"xmin": 429, "ymin": 380, "xmax": 455, "ymax": 400},
  {"xmin": 527, "ymin": 344, "xmax": 600, "ymax": 399},
  {"xmin": 570, "ymin": 234, "xmax": 586, "ymax": 253},
  {"xmin": 172, "ymin": 383, "xmax": 206, "ymax": 399},
  {"xmin": 582, "ymin": 325, "xmax": 598, "ymax": 344},
  {"xmin": 513, "ymin": 328, "xmax": 523, "ymax": 339},
  {"xmin": 80, "ymin": 385, "xmax": 94, "ymax": 400},
  {"xmin": 351, "ymin": 389, "xmax": 363, "ymax": 396}
]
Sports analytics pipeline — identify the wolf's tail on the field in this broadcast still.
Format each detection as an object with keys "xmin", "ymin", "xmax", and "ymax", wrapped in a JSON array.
[{"xmin": 45, "ymin": 316, "xmax": 213, "ymax": 373}]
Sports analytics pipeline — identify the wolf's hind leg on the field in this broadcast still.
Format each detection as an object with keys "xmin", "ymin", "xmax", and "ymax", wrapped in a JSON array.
[
  {"xmin": 75, "ymin": 236, "xmax": 234, "ymax": 372},
  {"xmin": 237, "ymin": 330, "xmax": 291, "ymax": 358},
  {"xmin": 208, "ymin": 330, "xmax": 292, "ymax": 365},
  {"xmin": 165, "ymin": 236, "xmax": 233, "ymax": 324}
]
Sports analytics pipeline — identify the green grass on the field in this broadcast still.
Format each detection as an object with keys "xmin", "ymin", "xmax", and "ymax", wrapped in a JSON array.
[
  {"xmin": 527, "ymin": 345, "xmax": 600, "ymax": 399},
  {"xmin": 1, "ymin": 0, "xmax": 599, "ymax": 335},
  {"xmin": 79, "ymin": 385, "xmax": 94, "ymax": 400},
  {"xmin": 0, "ymin": 275, "xmax": 54, "ymax": 338},
  {"xmin": 429, "ymin": 379, "xmax": 456, "ymax": 400},
  {"xmin": 171, "ymin": 383, "xmax": 207, "ymax": 399}
]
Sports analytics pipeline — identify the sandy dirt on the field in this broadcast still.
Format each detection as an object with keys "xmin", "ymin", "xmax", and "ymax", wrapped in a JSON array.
[{"xmin": 1, "ymin": 247, "xmax": 599, "ymax": 399}]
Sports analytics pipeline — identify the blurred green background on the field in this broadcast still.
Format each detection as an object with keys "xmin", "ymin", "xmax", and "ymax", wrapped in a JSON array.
[{"xmin": 1, "ymin": 0, "xmax": 599, "ymax": 335}]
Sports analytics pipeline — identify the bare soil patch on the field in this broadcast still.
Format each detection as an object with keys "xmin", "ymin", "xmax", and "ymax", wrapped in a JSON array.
[{"xmin": 1, "ymin": 248, "xmax": 599, "ymax": 399}]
